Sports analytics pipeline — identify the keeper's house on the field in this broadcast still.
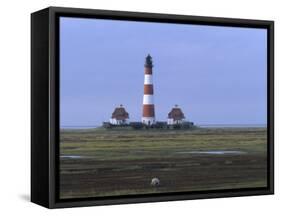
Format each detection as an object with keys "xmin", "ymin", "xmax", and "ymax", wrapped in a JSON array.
[
  {"xmin": 167, "ymin": 105, "xmax": 185, "ymax": 125},
  {"xmin": 109, "ymin": 105, "xmax": 129, "ymax": 125}
]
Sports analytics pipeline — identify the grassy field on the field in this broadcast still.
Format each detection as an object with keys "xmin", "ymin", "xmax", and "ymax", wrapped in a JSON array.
[{"xmin": 60, "ymin": 127, "xmax": 267, "ymax": 199}]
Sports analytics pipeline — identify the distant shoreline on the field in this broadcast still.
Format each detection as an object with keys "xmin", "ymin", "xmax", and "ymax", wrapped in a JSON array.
[{"xmin": 61, "ymin": 124, "xmax": 267, "ymax": 130}]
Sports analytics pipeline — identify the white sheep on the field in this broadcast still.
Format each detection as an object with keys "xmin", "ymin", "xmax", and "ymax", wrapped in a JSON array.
[{"xmin": 151, "ymin": 177, "xmax": 160, "ymax": 186}]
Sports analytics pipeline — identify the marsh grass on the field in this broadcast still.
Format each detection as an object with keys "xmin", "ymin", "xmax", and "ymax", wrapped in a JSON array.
[{"xmin": 60, "ymin": 127, "xmax": 267, "ymax": 199}]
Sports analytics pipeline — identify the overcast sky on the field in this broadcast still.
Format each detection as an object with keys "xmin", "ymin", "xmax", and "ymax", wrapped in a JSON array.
[{"xmin": 60, "ymin": 17, "xmax": 267, "ymax": 126}]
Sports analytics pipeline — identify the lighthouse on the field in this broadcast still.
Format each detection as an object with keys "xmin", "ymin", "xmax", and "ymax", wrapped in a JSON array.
[{"xmin": 142, "ymin": 54, "xmax": 155, "ymax": 125}]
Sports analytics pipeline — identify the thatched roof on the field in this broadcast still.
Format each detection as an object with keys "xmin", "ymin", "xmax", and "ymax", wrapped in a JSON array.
[
  {"xmin": 168, "ymin": 106, "xmax": 185, "ymax": 120},
  {"xmin": 111, "ymin": 105, "xmax": 129, "ymax": 120}
]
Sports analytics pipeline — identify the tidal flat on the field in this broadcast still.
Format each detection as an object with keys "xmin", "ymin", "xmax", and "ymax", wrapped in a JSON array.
[{"xmin": 60, "ymin": 127, "xmax": 267, "ymax": 199}]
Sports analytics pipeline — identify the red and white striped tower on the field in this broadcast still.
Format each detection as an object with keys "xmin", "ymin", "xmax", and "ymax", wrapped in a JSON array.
[{"xmin": 142, "ymin": 54, "xmax": 155, "ymax": 125}]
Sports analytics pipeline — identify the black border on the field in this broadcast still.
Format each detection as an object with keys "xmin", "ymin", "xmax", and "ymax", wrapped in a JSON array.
[{"xmin": 47, "ymin": 6, "xmax": 274, "ymax": 208}]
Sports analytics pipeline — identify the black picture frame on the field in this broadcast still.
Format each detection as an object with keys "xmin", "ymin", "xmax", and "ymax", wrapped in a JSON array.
[{"xmin": 31, "ymin": 6, "xmax": 274, "ymax": 208}]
